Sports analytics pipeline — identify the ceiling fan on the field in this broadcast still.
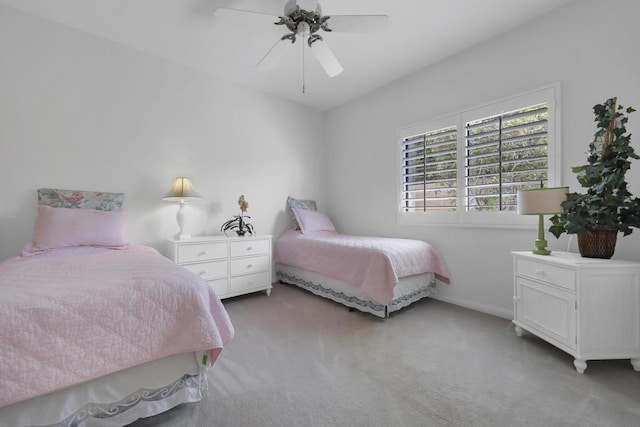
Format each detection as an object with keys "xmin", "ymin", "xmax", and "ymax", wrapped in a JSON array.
[{"xmin": 214, "ymin": 0, "xmax": 389, "ymax": 90}]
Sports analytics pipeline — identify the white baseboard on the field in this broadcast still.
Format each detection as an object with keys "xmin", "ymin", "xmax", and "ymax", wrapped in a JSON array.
[{"xmin": 430, "ymin": 295, "xmax": 513, "ymax": 320}]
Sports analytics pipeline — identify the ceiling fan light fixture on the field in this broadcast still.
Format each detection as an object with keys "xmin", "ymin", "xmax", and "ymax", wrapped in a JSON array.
[{"xmin": 297, "ymin": 21, "xmax": 310, "ymax": 37}]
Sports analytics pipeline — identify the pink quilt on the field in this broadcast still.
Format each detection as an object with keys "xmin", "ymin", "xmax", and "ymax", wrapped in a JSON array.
[
  {"xmin": 274, "ymin": 230, "xmax": 449, "ymax": 305},
  {"xmin": 0, "ymin": 246, "xmax": 234, "ymax": 408}
]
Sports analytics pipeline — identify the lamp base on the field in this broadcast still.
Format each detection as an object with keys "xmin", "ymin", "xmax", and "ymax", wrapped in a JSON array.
[
  {"xmin": 530, "ymin": 214, "xmax": 551, "ymax": 255},
  {"xmin": 532, "ymin": 238, "xmax": 551, "ymax": 256}
]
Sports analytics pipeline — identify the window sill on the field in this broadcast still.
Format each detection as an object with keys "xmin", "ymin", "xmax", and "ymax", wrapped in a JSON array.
[{"xmin": 397, "ymin": 211, "xmax": 540, "ymax": 229}]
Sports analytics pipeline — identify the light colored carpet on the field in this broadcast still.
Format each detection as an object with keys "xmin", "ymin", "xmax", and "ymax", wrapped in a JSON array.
[{"xmin": 128, "ymin": 282, "xmax": 640, "ymax": 427}]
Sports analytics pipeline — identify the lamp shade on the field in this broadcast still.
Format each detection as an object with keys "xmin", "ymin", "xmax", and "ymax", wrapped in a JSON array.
[
  {"xmin": 517, "ymin": 187, "xmax": 569, "ymax": 215},
  {"xmin": 163, "ymin": 177, "xmax": 203, "ymax": 202}
]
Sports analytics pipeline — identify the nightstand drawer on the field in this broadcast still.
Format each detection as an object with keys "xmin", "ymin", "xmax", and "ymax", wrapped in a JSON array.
[
  {"xmin": 177, "ymin": 242, "xmax": 227, "ymax": 263},
  {"xmin": 516, "ymin": 258, "xmax": 576, "ymax": 290},
  {"xmin": 230, "ymin": 239, "xmax": 270, "ymax": 258},
  {"xmin": 182, "ymin": 260, "xmax": 228, "ymax": 280},
  {"xmin": 230, "ymin": 255, "xmax": 270, "ymax": 276},
  {"xmin": 516, "ymin": 277, "xmax": 576, "ymax": 350},
  {"xmin": 230, "ymin": 272, "xmax": 271, "ymax": 294}
]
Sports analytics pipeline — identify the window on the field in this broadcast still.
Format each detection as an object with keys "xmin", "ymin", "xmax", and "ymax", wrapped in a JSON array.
[
  {"xmin": 398, "ymin": 85, "xmax": 559, "ymax": 227},
  {"xmin": 465, "ymin": 103, "xmax": 549, "ymax": 212},
  {"xmin": 401, "ymin": 125, "xmax": 458, "ymax": 213}
]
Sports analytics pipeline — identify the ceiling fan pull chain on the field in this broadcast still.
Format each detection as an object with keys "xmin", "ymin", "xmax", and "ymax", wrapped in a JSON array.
[{"xmin": 302, "ymin": 30, "xmax": 306, "ymax": 94}]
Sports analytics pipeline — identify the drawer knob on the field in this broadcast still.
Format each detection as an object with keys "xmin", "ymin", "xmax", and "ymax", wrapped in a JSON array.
[
  {"xmin": 246, "ymin": 264, "xmax": 253, "ymax": 269},
  {"xmin": 535, "ymin": 269, "xmax": 545, "ymax": 276},
  {"xmin": 199, "ymin": 270, "xmax": 208, "ymax": 275},
  {"xmin": 246, "ymin": 246, "xmax": 253, "ymax": 251},
  {"xmin": 200, "ymin": 251, "xmax": 208, "ymax": 256}
]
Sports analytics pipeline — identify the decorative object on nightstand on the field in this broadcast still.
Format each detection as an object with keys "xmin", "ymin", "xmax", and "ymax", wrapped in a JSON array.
[
  {"xmin": 163, "ymin": 177, "xmax": 203, "ymax": 240},
  {"xmin": 167, "ymin": 235, "xmax": 272, "ymax": 299},
  {"xmin": 549, "ymin": 97, "xmax": 640, "ymax": 259},
  {"xmin": 512, "ymin": 251, "xmax": 640, "ymax": 373},
  {"xmin": 221, "ymin": 195, "xmax": 255, "ymax": 236},
  {"xmin": 517, "ymin": 186, "xmax": 568, "ymax": 255}
]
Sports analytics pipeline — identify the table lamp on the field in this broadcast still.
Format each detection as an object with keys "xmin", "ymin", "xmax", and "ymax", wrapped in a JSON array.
[
  {"xmin": 517, "ymin": 186, "xmax": 568, "ymax": 255},
  {"xmin": 163, "ymin": 177, "xmax": 203, "ymax": 240}
]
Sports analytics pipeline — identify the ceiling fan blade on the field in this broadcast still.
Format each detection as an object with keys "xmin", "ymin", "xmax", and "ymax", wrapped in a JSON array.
[
  {"xmin": 309, "ymin": 41, "xmax": 343, "ymax": 78},
  {"xmin": 256, "ymin": 38, "xmax": 290, "ymax": 72},
  {"xmin": 325, "ymin": 15, "xmax": 390, "ymax": 33},
  {"xmin": 214, "ymin": 7, "xmax": 279, "ymax": 20}
]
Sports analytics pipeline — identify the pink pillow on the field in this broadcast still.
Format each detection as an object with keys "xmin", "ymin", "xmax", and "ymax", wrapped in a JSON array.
[
  {"xmin": 23, "ymin": 205, "xmax": 128, "ymax": 255},
  {"xmin": 292, "ymin": 208, "xmax": 337, "ymax": 234}
]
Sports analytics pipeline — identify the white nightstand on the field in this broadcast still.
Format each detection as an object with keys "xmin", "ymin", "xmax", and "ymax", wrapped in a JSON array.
[
  {"xmin": 167, "ymin": 235, "xmax": 272, "ymax": 299},
  {"xmin": 512, "ymin": 251, "xmax": 640, "ymax": 373}
]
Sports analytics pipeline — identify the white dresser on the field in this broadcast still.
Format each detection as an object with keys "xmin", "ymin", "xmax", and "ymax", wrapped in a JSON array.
[
  {"xmin": 167, "ymin": 235, "xmax": 272, "ymax": 299},
  {"xmin": 512, "ymin": 251, "xmax": 640, "ymax": 373}
]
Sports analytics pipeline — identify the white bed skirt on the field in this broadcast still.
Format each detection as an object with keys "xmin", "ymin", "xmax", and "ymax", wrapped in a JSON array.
[
  {"xmin": 276, "ymin": 264, "xmax": 436, "ymax": 318},
  {"xmin": 0, "ymin": 351, "xmax": 208, "ymax": 427}
]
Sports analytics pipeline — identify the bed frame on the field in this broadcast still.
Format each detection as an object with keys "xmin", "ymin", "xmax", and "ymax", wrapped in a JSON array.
[
  {"xmin": 0, "ymin": 352, "xmax": 207, "ymax": 427},
  {"xmin": 276, "ymin": 264, "xmax": 436, "ymax": 318}
]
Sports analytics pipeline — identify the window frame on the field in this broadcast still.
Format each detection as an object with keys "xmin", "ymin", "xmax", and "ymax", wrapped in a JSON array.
[{"xmin": 397, "ymin": 84, "xmax": 561, "ymax": 228}]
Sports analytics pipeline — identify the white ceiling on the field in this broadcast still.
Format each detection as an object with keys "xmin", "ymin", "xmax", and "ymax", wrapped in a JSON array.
[{"xmin": 0, "ymin": 0, "xmax": 574, "ymax": 111}]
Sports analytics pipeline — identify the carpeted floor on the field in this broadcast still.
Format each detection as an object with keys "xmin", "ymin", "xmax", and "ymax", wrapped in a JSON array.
[{"xmin": 128, "ymin": 282, "xmax": 640, "ymax": 427}]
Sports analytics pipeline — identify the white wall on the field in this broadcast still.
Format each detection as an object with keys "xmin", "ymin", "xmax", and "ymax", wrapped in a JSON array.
[
  {"xmin": 324, "ymin": 0, "xmax": 640, "ymax": 318},
  {"xmin": 3, "ymin": 1, "xmax": 640, "ymax": 320},
  {"xmin": 0, "ymin": 5, "xmax": 325, "ymax": 260}
]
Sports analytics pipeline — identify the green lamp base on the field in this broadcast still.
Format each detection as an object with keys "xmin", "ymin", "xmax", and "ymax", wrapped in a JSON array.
[
  {"xmin": 532, "ymin": 239, "xmax": 551, "ymax": 256},
  {"xmin": 531, "ymin": 214, "xmax": 551, "ymax": 256}
]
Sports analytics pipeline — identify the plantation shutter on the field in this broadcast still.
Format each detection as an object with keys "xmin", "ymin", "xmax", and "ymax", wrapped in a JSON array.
[
  {"xmin": 401, "ymin": 125, "xmax": 457, "ymax": 212},
  {"xmin": 465, "ymin": 103, "xmax": 549, "ymax": 212}
]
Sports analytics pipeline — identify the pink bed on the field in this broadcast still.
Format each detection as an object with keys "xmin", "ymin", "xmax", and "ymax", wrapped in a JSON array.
[
  {"xmin": 0, "ymin": 189, "xmax": 234, "ymax": 426},
  {"xmin": 274, "ymin": 228, "xmax": 449, "ymax": 317}
]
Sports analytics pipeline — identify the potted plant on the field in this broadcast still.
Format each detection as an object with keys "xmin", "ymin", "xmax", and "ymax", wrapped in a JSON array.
[
  {"xmin": 549, "ymin": 97, "xmax": 640, "ymax": 258},
  {"xmin": 221, "ymin": 195, "xmax": 255, "ymax": 236}
]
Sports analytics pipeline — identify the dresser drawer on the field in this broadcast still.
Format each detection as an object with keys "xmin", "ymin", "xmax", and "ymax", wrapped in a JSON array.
[
  {"xmin": 516, "ymin": 258, "xmax": 576, "ymax": 290},
  {"xmin": 230, "ymin": 239, "xmax": 270, "ymax": 258},
  {"xmin": 230, "ymin": 272, "xmax": 271, "ymax": 294},
  {"xmin": 177, "ymin": 242, "xmax": 227, "ymax": 263},
  {"xmin": 182, "ymin": 260, "xmax": 228, "ymax": 281},
  {"xmin": 230, "ymin": 255, "xmax": 270, "ymax": 276},
  {"xmin": 168, "ymin": 235, "xmax": 272, "ymax": 301},
  {"xmin": 207, "ymin": 278, "xmax": 229, "ymax": 297}
]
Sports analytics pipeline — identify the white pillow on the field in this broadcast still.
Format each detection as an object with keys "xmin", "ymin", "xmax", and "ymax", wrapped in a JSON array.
[{"xmin": 292, "ymin": 208, "xmax": 337, "ymax": 234}]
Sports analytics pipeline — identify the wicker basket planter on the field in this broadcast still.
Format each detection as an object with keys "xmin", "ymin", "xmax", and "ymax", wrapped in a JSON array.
[{"xmin": 577, "ymin": 229, "xmax": 618, "ymax": 259}]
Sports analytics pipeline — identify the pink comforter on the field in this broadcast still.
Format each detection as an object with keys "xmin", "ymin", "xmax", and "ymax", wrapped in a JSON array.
[
  {"xmin": 274, "ymin": 230, "xmax": 449, "ymax": 305},
  {"xmin": 0, "ymin": 245, "xmax": 234, "ymax": 408}
]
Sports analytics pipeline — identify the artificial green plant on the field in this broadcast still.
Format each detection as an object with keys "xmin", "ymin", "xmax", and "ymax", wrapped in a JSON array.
[{"xmin": 549, "ymin": 97, "xmax": 640, "ymax": 238}]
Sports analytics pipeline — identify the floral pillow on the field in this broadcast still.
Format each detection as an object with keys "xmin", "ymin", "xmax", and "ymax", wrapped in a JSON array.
[
  {"xmin": 38, "ymin": 188, "xmax": 124, "ymax": 211},
  {"xmin": 287, "ymin": 196, "xmax": 317, "ymax": 230}
]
